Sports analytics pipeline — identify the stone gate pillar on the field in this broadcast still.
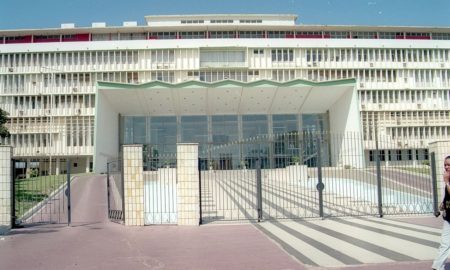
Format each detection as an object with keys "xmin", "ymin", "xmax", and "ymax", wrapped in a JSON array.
[
  {"xmin": 123, "ymin": 145, "xmax": 144, "ymax": 226},
  {"xmin": 0, "ymin": 146, "xmax": 12, "ymax": 235},
  {"xmin": 177, "ymin": 143, "xmax": 199, "ymax": 226}
]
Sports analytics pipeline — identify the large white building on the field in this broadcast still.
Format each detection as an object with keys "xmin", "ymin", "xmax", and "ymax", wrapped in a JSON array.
[{"xmin": 0, "ymin": 14, "xmax": 449, "ymax": 173}]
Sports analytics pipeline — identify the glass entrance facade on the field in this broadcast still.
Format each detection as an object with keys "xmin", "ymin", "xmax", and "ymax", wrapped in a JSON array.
[{"xmin": 120, "ymin": 113, "xmax": 330, "ymax": 168}]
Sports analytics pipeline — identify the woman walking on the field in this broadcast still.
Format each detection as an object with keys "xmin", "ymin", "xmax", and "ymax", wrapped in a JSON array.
[{"xmin": 432, "ymin": 155, "xmax": 450, "ymax": 270}]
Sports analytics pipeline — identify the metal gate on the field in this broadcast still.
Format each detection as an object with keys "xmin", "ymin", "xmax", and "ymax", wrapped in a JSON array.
[
  {"xmin": 12, "ymin": 158, "xmax": 71, "ymax": 227},
  {"xmin": 199, "ymin": 132, "xmax": 436, "ymax": 223},
  {"xmin": 106, "ymin": 159, "xmax": 124, "ymax": 223},
  {"xmin": 143, "ymin": 147, "xmax": 177, "ymax": 225}
]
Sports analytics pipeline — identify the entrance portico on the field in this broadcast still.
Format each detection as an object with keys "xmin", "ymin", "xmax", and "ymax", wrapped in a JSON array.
[{"xmin": 94, "ymin": 79, "xmax": 360, "ymax": 173}]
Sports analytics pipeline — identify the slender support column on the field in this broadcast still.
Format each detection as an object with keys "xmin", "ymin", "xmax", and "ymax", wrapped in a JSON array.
[
  {"xmin": 26, "ymin": 158, "xmax": 31, "ymax": 178},
  {"xmin": 56, "ymin": 157, "xmax": 60, "ymax": 176},
  {"xmin": 86, "ymin": 156, "xmax": 90, "ymax": 173}
]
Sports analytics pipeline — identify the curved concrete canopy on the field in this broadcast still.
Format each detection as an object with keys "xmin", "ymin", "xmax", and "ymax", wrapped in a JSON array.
[{"xmin": 97, "ymin": 78, "xmax": 356, "ymax": 116}]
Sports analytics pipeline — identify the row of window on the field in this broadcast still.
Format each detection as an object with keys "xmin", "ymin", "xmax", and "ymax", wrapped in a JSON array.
[
  {"xmin": 359, "ymin": 90, "xmax": 450, "ymax": 104},
  {"xmin": 2, "ymin": 94, "xmax": 96, "ymax": 111},
  {"xmin": 2, "ymin": 48, "xmax": 450, "ymax": 69},
  {"xmin": 3, "ymin": 30, "xmax": 450, "ymax": 43},
  {"xmin": 368, "ymin": 149, "xmax": 428, "ymax": 162},
  {"xmin": 304, "ymin": 48, "xmax": 450, "ymax": 63},
  {"xmin": 3, "ymin": 116, "xmax": 94, "ymax": 148},
  {"xmin": 361, "ymin": 110, "xmax": 450, "ymax": 141},
  {"xmin": 389, "ymin": 126, "xmax": 450, "ymax": 140},
  {"xmin": 121, "ymin": 114, "xmax": 327, "ymax": 146},
  {"xmin": 2, "ymin": 69, "xmax": 450, "ymax": 95}
]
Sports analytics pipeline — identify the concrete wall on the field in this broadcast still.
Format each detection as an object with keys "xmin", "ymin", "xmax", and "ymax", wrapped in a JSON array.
[
  {"xmin": 94, "ymin": 90, "xmax": 120, "ymax": 173},
  {"xmin": 0, "ymin": 146, "xmax": 12, "ymax": 235},
  {"xmin": 329, "ymin": 86, "xmax": 365, "ymax": 168}
]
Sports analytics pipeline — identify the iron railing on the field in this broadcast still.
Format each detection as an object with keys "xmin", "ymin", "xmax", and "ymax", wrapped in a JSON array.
[
  {"xmin": 12, "ymin": 159, "xmax": 71, "ymax": 226},
  {"xmin": 106, "ymin": 159, "xmax": 124, "ymax": 222},
  {"xmin": 197, "ymin": 131, "xmax": 438, "ymax": 223}
]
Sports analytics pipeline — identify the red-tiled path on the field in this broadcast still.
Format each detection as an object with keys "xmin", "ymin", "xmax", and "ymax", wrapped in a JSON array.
[{"xmin": 0, "ymin": 175, "xmax": 446, "ymax": 270}]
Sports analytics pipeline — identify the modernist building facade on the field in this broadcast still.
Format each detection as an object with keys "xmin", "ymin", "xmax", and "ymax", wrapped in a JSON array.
[{"xmin": 0, "ymin": 14, "xmax": 449, "ymax": 173}]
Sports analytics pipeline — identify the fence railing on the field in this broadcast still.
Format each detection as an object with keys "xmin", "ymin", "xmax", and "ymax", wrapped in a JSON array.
[
  {"xmin": 117, "ymin": 133, "xmax": 447, "ymax": 224},
  {"xmin": 196, "ymin": 131, "xmax": 442, "ymax": 223},
  {"xmin": 106, "ymin": 159, "xmax": 124, "ymax": 222},
  {"xmin": 12, "ymin": 159, "xmax": 72, "ymax": 226},
  {"xmin": 142, "ymin": 146, "xmax": 178, "ymax": 224}
]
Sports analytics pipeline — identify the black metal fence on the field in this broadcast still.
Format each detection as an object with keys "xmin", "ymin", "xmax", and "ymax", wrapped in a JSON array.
[
  {"xmin": 12, "ymin": 159, "xmax": 71, "ymax": 226},
  {"xmin": 198, "ymin": 131, "xmax": 438, "ymax": 223},
  {"xmin": 106, "ymin": 159, "xmax": 124, "ymax": 222}
]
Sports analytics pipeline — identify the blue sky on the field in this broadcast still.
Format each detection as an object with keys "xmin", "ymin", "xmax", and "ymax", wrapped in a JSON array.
[{"xmin": 1, "ymin": 0, "xmax": 449, "ymax": 29}]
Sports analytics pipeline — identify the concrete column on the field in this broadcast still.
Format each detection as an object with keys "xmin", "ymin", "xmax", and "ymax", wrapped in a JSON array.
[
  {"xmin": 177, "ymin": 143, "xmax": 199, "ymax": 226},
  {"xmin": 55, "ymin": 157, "xmax": 60, "ymax": 176},
  {"xmin": 26, "ymin": 158, "xmax": 31, "ymax": 178},
  {"xmin": 86, "ymin": 156, "xmax": 90, "ymax": 173},
  {"xmin": 429, "ymin": 140, "xmax": 450, "ymax": 202},
  {"xmin": 123, "ymin": 145, "xmax": 144, "ymax": 226},
  {"xmin": 0, "ymin": 146, "xmax": 12, "ymax": 235}
]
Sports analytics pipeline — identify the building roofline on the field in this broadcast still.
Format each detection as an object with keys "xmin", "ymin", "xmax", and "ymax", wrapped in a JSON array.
[
  {"xmin": 1, "ymin": 24, "xmax": 450, "ymax": 36},
  {"xmin": 144, "ymin": 14, "xmax": 298, "ymax": 20}
]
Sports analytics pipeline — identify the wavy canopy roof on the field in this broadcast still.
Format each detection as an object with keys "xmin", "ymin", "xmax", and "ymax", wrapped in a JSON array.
[{"xmin": 97, "ymin": 78, "xmax": 356, "ymax": 116}]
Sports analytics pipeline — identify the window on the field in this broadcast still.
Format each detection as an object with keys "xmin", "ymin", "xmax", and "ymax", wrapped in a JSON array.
[
  {"xmin": 238, "ymin": 31, "xmax": 264, "ymax": 38},
  {"xmin": 352, "ymin": 32, "xmax": 378, "ymax": 39},
  {"xmin": 379, "ymin": 32, "xmax": 397, "ymax": 39},
  {"xmin": 199, "ymin": 50, "xmax": 246, "ymax": 67},
  {"xmin": 151, "ymin": 71, "xmax": 174, "ymax": 82},
  {"xmin": 268, "ymin": 31, "xmax": 294, "ymax": 38},
  {"xmin": 323, "ymin": 31, "xmax": 349, "ymax": 39},
  {"xmin": 239, "ymin": 19, "xmax": 262, "ymax": 24},
  {"xmin": 181, "ymin": 20, "xmax": 204, "ymax": 24},
  {"xmin": 150, "ymin": 32, "xmax": 177, "ymax": 39},
  {"xmin": 271, "ymin": 49, "xmax": 294, "ymax": 62},
  {"xmin": 151, "ymin": 50, "xmax": 175, "ymax": 63},
  {"xmin": 179, "ymin": 32, "xmax": 206, "ymax": 39},
  {"xmin": 433, "ymin": 33, "xmax": 450, "ymax": 40},
  {"xmin": 210, "ymin": 31, "xmax": 235, "ymax": 39},
  {"xmin": 210, "ymin": 19, "xmax": 233, "ymax": 24}
]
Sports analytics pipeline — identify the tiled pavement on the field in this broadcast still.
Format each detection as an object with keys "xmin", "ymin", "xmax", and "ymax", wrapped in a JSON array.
[{"xmin": 254, "ymin": 215, "xmax": 443, "ymax": 269}]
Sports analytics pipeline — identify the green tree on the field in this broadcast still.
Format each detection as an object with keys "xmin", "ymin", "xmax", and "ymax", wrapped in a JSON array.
[{"xmin": 0, "ymin": 108, "xmax": 10, "ymax": 141}]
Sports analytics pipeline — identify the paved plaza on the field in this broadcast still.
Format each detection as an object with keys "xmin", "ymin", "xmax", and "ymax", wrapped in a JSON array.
[{"xmin": 0, "ymin": 175, "xmax": 447, "ymax": 270}]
